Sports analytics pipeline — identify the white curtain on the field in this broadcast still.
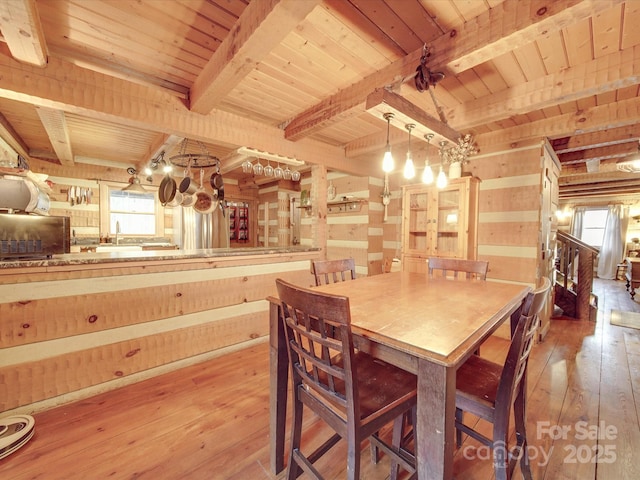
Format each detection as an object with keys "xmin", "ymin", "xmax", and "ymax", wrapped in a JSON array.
[
  {"xmin": 182, "ymin": 207, "xmax": 197, "ymax": 250},
  {"xmin": 571, "ymin": 207, "xmax": 585, "ymax": 238},
  {"xmin": 597, "ymin": 205, "xmax": 628, "ymax": 279}
]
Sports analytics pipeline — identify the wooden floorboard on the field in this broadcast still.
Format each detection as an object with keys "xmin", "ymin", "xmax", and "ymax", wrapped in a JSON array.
[{"xmin": 2, "ymin": 278, "xmax": 640, "ymax": 479}]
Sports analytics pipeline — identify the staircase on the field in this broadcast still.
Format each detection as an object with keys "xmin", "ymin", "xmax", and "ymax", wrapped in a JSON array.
[{"xmin": 555, "ymin": 231, "xmax": 599, "ymax": 321}]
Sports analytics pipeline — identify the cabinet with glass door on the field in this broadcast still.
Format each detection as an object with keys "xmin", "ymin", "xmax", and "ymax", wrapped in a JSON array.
[{"xmin": 401, "ymin": 177, "xmax": 479, "ymax": 273}]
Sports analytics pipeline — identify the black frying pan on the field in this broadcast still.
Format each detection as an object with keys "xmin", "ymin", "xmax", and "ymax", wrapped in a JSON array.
[{"xmin": 159, "ymin": 175, "xmax": 176, "ymax": 206}]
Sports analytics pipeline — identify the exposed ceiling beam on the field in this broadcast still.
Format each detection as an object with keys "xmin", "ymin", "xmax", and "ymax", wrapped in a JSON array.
[
  {"xmin": 143, "ymin": 134, "xmax": 182, "ymax": 164},
  {"xmin": 0, "ymin": 111, "xmax": 30, "ymax": 159},
  {"xmin": 0, "ymin": 0, "xmax": 47, "ymax": 67},
  {"xmin": 558, "ymin": 141, "xmax": 638, "ymax": 165},
  {"xmin": 561, "ymin": 158, "xmax": 621, "ymax": 175},
  {"xmin": 0, "ymin": 45, "xmax": 375, "ymax": 178},
  {"xmin": 283, "ymin": 0, "xmax": 617, "ymax": 141},
  {"xmin": 365, "ymin": 88, "xmax": 461, "ymax": 146},
  {"xmin": 345, "ymin": 125, "xmax": 409, "ymax": 159},
  {"xmin": 447, "ymin": 44, "xmax": 640, "ymax": 130},
  {"xmin": 35, "ymin": 106, "xmax": 74, "ymax": 166},
  {"xmin": 552, "ymin": 124, "xmax": 640, "ymax": 153},
  {"xmin": 50, "ymin": 45, "xmax": 189, "ymax": 99},
  {"xmin": 476, "ymin": 95, "xmax": 640, "ymax": 147},
  {"xmin": 190, "ymin": 0, "xmax": 321, "ymax": 114},
  {"xmin": 430, "ymin": 0, "xmax": 622, "ymax": 75},
  {"xmin": 559, "ymin": 178, "xmax": 640, "ymax": 198}
]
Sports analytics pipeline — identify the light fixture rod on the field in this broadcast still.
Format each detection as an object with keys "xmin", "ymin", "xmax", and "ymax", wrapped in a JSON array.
[{"xmin": 382, "ymin": 112, "xmax": 395, "ymax": 173}]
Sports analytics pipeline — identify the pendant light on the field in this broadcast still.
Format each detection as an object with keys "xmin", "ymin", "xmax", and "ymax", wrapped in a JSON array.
[
  {"xmin": 122, "ymin": 168, "xmax": 146, "ymax": 193},
  {"xmin": 403, "ymin": 124, "xmax": 416, "ymax": 179},
  {"xmin": 382, "ymin": 112, "xmax": 395, "ymax": 173},
  {"xmin": 421, "ymin": 133, "xmax": 434, "ymax": 184},
  {"xmin": 436, "ymin": 141, "xmax": 448, "ymax": 189}
]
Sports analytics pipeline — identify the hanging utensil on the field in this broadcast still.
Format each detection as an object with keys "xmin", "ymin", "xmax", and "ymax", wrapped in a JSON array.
[
  {"xmin": 193, "ymin": 168, "xmax": 216, "ymax": 214},
  {"xmin": 159, "ymin": 175, "xmax": 177, "ymax": 206},
  {"xmin": 209, "ymin": 165, "xmax": 223, "ymax": 191},
  {"xmin": 179, "ymin": 161, "xmax": 198, "ymax": 194},
  {"xmin": 69, "ymin": 186, "xmax": 75, "ymax": 206}
]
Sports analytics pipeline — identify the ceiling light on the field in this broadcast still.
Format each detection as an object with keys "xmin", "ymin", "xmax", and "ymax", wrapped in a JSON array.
[
  {"xmin": 382, "ymin": 112, "xmax": 395, "ymax": 173},
  {"xmin": 403, "ymin": 124, "xmax": 416, "ymax": 179},
  {"xmin": 421, "ymin": 133, "xmax": 434, "ymax": 184},
  {"xmin": 122, "ymin": 168, "xmax": 146, "ymax": 192}
]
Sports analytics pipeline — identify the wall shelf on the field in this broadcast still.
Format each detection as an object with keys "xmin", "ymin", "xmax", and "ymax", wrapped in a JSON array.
[{"xmin": 327, "ymin": 198, "xmax": 366, "ymax": 214}]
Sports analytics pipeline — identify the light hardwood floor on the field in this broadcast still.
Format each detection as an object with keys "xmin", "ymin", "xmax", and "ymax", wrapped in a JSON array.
[{"xmin": 1, "ymin": 278, "xmax": 640, "ymax": 479}]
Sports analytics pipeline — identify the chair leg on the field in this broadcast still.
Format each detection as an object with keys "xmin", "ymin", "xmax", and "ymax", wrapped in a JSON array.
[
  {"xmin": 389, "ymin": 414, "xmax": 405, "ymax": 480},
  {"xmin": 369, "ymin": 435, "xmax": 379, "ymax": 464},
  {"xmin": 493, "ymin": 432, "xmax": 509, "ymax": 480},
  {"xmin": 286, "ymin": 393, "xmax": 304, "ymax": 480},
  {"xmin": 514, "ymin": 392, "xmax": 533, "ymax": 480},
  {"xmin": 455, "ymin": 408, "xmax": 463, "ymax": 447},
  {"xmin": 346, "ymin": 432, "xmax": 361, "ymax": 480}
]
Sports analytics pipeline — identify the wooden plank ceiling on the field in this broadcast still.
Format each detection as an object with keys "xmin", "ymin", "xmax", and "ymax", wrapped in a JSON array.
[{"xmin": 0, "ymin": 0, "xmax": 640, "ymax": 200}]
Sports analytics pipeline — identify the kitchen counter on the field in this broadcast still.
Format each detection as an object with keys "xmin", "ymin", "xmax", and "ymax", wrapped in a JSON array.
[
  {"xmin": 0, "ymin": 245, "xmax": 318, "ymax": 414},
  {"xmin": 0, "ymin": 246, "xmax": 318, "ymax": 269}
]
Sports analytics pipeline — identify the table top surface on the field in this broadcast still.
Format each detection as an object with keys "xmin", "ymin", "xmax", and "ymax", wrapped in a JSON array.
[{"xmin": 315, "ymin": 272, "xmax": 531, "ymax": 367}]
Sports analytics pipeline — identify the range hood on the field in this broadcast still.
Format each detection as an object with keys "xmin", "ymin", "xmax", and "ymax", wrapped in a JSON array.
[{"xmin": 0, "ymin": 175, "xmax": 50, "ymax": 215}]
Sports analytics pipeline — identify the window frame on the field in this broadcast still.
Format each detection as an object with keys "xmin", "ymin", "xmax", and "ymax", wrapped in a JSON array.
[
  {"xmin": 580, "ymin": 207, "xmax": 608, "ymax": 248},
  {"xmin": 99, "ymin": 181, "xmax": 164, "ymax": 238}
]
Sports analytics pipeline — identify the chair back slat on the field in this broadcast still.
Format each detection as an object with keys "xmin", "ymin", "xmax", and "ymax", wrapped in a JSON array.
[
  {"xmin": 496, "ymin": 277, "xmax": 551, "ymax": 410},
  {"xmin": 277, "ymin": 278, "xmax": 356, "ymax": 412},
  {"xmin": 427, "ymin": 257, "xmax": 489, "ymax": 280},
  {"xmin": 312, "ymin": 258, "xmax": 357, "ymax": 286}
]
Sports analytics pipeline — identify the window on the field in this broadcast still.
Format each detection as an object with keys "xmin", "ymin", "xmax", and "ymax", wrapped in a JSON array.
[
  {"xmin": 99, "ymin": 183, "xmax": 164, "ymax": 237},
  {"xmin": 110, "ymin": 190, "xmax": 156, "ymax": 234},
  {"xmin": 581, "ymin": 209, "xmax": 607, "ymax": 247}
]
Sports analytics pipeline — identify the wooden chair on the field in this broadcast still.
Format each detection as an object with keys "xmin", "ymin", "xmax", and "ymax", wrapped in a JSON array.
[
  {"xmin": 454, "ymin": 277, "xmax": 551, "ymax": 480},
  {"xmin": 427, "ymin": 257, "xmax": 489, "ymax": 280},
  {"xmin": 311, "ymin": 258, "xmax": 357, "ymax": 286},
  {"xmin": 276, "ymin": 278, "xmax": 417, "ymax": 480}
]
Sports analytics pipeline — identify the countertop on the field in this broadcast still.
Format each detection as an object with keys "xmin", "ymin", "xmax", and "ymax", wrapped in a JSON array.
[{"xmin": 0, "ymin": 246, "xmax": 319, "ymax": 269}]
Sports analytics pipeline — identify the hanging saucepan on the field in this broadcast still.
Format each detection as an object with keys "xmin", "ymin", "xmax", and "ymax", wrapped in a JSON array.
[
  {"xmin": 193, "ymin": 169, "xmax": 216, "ymax": 214},
  {"xmin": 210, "ymin": 165, "xmax": 224, "ymax": 201},
  {"xmin": 179, "ymin": 163, "xmax": 198, "ymax": 195},
  {"xmin": 179, "ymin": 175, "xmax": 198, "ymax": 195},
  {"xmin": 209, "ymin": 166, "xmax": 223, "ymax": 190},
  {"xmin": 158, "ymin": 175, "xmax": 177, "ymax": 207},
  {"xmin": 166, "ymin": 191, "xmax": 183, "ymax": 208},
  {"xmin": 181, "ymin": 192, "xmax": 195, "ymax": 208}
]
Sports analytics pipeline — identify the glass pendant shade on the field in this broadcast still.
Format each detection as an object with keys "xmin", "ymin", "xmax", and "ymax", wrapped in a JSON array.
[
  {"xmin": 422, "ymin": 133, "xmax": 434, "ymax": 184},
  {"xmin": 403, "ymin": 123, "xmax": 416, "ymax": 179},
  {"xmin": 422, "ymin": 163, "xmax": 434, "ymax": 184},
  {"xmin": 436, "ymin": 165, "xmax": 447, "ymax": 189},
  {"xmin": 382, "ymin": 112, "xmax": 395, "ymax": 172},
  {"xmin": 382, "ymin": 147, "xmax": 394, "ymax": 173},
  {"xmin": 403, "ymin": 152, "xmax": 415, "ymax": 179}
]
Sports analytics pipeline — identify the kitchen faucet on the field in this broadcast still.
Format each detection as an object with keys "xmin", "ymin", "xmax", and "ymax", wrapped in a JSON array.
[{"xmin": 115, "ymin": 221, "xmax": 121, "ymax": 245}]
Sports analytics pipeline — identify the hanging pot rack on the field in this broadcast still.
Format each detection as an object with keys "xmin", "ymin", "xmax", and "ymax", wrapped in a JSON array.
[{"xmin": 168, "ymin": 138, "xmax": 220, "ymax": 169}]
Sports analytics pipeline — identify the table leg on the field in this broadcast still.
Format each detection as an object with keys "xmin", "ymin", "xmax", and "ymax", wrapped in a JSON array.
[
  {"xmin": 269, "ymin": 300, "xmax": 288, "ymax": 474},
  {"xmin": 415, "ymin": 358, "xmax": 456, "ymax": 480}
]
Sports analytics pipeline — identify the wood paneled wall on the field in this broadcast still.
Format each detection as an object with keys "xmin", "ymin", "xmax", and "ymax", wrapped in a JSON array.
[
  {"xmin": 0, "ymin": 252, "xmax": 316, "ymax": 415},
  {"xmin": 467, "ymin": 139, "xmax": 558, "ymax": 338},
  {"xmin": 294, "ymin": 170, "xmax": 401, "ymax": 277},
  {"xmin": 467, "ymin": 141, "xmax": 544, "ymax": 284}
]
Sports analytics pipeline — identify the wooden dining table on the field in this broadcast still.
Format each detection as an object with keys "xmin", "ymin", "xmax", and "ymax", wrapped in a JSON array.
[{"xmin": 268, "ymin": 271, "xmax": 531, "ymax": 479}]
